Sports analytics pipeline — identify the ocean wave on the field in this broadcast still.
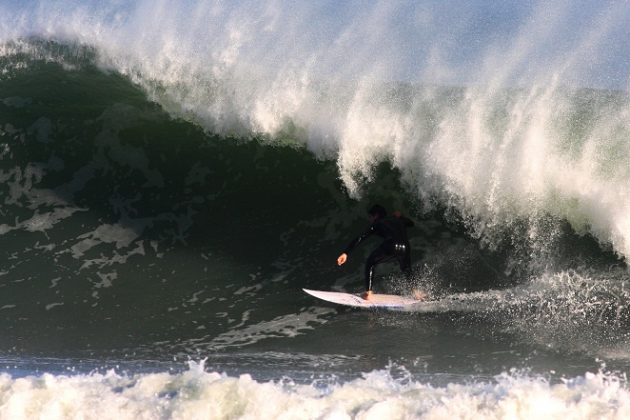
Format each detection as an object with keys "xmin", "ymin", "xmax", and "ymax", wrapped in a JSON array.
[{"xmin": 2, "ymin": 0, "xmax": 630, "ymax": 261}]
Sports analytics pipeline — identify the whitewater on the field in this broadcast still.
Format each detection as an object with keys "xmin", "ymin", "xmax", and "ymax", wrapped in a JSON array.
[
  {"xmin": 0, "ymin": 361, "xmax": 629, "ymax": 419},
  {"xmin": 1, "ymin": 0, "xmax": 630, "ymax": 418}
]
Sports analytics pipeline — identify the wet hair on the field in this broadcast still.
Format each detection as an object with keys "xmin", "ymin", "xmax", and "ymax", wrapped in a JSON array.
[{"xmin": 367, "ymin": 204, "xmax": 387, "ymax": 219}]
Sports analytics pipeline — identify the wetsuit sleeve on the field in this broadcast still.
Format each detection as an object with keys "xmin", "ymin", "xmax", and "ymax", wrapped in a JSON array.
[{"xmin": 343, "ymin": 225, "xmax": 375, "ymax": 254}]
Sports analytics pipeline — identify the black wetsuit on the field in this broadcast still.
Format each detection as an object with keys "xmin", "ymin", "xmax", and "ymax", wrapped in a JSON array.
[{"xmin": 343, "ymin": 215, "xmax": 414, "ymax": 291}]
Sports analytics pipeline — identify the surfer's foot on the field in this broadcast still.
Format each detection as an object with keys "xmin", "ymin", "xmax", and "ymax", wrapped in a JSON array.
[
  {"xmin": 362, "ymin": 290, "xmax": 373, "ymax": 300},
  {"xmin": 412, "ymin": 289, "xmax": 427, "ymax": 301}
]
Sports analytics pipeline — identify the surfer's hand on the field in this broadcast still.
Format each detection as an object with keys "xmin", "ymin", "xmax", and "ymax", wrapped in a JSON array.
[
  {"xmin": 337, "ymin": 253, "xmax": 347, "ymax": 266},
  {"xmin": 362, "ymin": 290, "xmax": 373, "ymax": 300},
  {"xmin": 393, "ymin": 210, "xmax": 402, "ymax": 218}
]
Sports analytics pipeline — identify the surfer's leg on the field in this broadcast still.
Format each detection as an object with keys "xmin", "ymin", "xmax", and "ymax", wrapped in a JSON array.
[
  {"xmin": 364, "ymin": 252, "xmax": 380, "ymax": 291},
  {"xmin": 365, "ymin": 264, "xmax": 375, "ymax": 292},
  {"xmin": 365, "ymin": 244, "xmax": 395, "ymax": 291}
]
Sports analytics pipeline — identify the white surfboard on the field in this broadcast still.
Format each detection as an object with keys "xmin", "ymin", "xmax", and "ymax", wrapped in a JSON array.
[{"xmin": 303, "ymin": 288, "xmax": 420, "ymax": 310}]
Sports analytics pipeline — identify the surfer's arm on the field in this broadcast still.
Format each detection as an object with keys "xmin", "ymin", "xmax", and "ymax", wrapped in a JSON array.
[
  {"xmin": 344, "ymin": 227, "xmax": 374, "ymax": 253},
  {"xmin": 337, "ymin": 226, "xmax": 374, "ymax": 265}
]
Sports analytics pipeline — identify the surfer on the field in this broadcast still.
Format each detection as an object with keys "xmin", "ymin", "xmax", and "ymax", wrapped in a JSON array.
[{"xmin": 337, "ymin": 204, "xmax": 414, "ymax": 300}]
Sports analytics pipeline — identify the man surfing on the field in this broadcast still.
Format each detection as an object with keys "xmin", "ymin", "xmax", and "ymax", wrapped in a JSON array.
[{"xmin": 337, "ymin": 204, "xmax": 416, "ymax": 300}]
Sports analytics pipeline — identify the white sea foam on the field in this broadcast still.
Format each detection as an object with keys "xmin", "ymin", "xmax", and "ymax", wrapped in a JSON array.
[
  {"xmin": 205, "ymin": 307, "xmax": 335, "ymax": 351},
  {"xmin": 0, "ymin": 361, "xmax": 627, "ymax": 420}
]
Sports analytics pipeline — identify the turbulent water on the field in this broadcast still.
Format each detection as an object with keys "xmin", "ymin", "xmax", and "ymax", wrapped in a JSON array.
[{"xmin": 2, "ymin": 1, "xmax": 630, "ymax": 418}]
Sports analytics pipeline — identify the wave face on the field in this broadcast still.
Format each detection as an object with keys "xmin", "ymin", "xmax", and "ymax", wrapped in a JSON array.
[
  {"xmin": 0, "ymin": 40, "xmax": 627, "ymax": 358},
  {"xmin": 1, "ymin": 2, "xmax": 630, "ymax": 417}
]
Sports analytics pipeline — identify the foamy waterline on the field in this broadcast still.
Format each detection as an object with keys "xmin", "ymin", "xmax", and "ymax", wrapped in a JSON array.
[{"xmin": 0, "ymin": 361, "xmax": 627, "ymax": 420}]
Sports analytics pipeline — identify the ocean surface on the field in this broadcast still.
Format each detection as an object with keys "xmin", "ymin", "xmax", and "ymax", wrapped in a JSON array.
[{"xmin": 2, "ymin": 1, "xmax": 630, "ymax": 418}]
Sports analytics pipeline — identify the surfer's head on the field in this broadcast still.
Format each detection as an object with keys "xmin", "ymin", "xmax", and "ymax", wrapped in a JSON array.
[{"xmin": 367, "ymin": 204, "xmax": 387, "ymax": 221}]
